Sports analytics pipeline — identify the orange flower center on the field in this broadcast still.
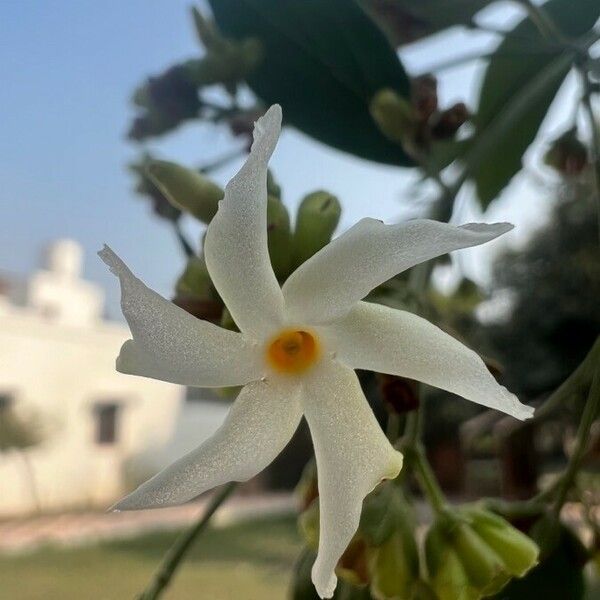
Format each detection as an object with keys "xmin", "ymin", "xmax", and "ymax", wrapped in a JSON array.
[{"xmin": 266, "ymin": 329, "xmax": 320, "ymax": 374}]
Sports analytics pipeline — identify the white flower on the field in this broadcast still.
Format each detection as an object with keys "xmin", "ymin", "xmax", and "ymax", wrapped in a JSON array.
[{"xmin": 99, "ymin": 104, "xmax": 533, "ymax": 598}]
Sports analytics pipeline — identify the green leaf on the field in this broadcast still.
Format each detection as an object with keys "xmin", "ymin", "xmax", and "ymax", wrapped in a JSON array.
[
  {"xmin": 357, "ymin": 0, "xmax": 492, "ymax": 46},
  {"xmin": 208, "ymin": 0, "xmax": 414, "ymax": 166},
  {"xmin": 473, "ymin": 0, "xmax": 600, "ymax": 208}
]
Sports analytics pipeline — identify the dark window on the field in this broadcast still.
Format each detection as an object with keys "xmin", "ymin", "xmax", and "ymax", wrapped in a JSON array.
[
  {"xmin": 0, "ymin": 393, "xmax": 12, "ymax": 412},
  {"xmin": 94, "ymin": 403, "xmax": 119, "ymax": 445}
]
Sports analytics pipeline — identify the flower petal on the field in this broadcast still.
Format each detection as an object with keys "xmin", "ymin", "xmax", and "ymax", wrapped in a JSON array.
[
  {"xmin": 99, "ymin": 246, "xmax": 262, "ymax": 387},
  {"xmin": 283, "ymin": 219, "xmax": 512, "ymax": 324},
  {"xmin": 204, "ymin": 105, "xmax": 285, "ymax": 340},
  {"xmin": 301, "ymin": 360, "xmax": 403, "ymax": 598},
  {"xmin": 326, "ymin": 301, "xmax": 533, "ymax": 420},
  {"xmin": 112, "ymin": 379, "xmax": 302, "ymax": 510}
]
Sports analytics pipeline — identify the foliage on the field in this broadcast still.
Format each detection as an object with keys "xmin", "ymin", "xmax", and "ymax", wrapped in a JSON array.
[
  {"xmin": 122, "ymin": 2, "xmax": 600, "ymax": 599},
  {"xmin": 471, "ymin": 0, "xmax": 600, "ymax": 207},
  {"xmin": 487, "ymin": 189, "xmax": 600, "ymax": 397},
  {"xmin": 208, "ymin": 0, "xmax": 413, "ymax": 165}
]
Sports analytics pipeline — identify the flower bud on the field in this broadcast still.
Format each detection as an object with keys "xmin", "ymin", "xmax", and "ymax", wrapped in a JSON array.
[
  {"xmin": 370, "ymin": 89, "xmax": 418, "ymax": 147},
  {"xmin": 267, "ymin": 195, "xmax": 293, "ymax": 279},
  {"xmin": 425, "ymin": 508, "xmax": 539, "ymax": 599},
  {"xmin": 411, "ymin": 74, "xmax": 438, "ymax": 122},
  {"xmin": 543, "ymin": 128, "xmax": 588, "ymax": 176},
  {"xmin": 186, "ymin": 38, "xmax": 263, "ymax": 89},
  {"xmin": 146, "ymin": 160, "xmax": 224, "ymax": 224},
  {"xmin": 430, "ymin": 103, "xmax": 469, "ymax": 140},
  {"xmin": 219, "ymin": 306, "xmax": 237, "ymax": 332},
  {"xmin": 172, "ymin": 255, "xmax": 223, "ymax": 322},
  {"xmin": 377, "ymin": 375, "xmax": 419, "ymax": 415},
  {"xmin": 338, "ymin": 537, "xmax": 371, "ymax": 587},
  {"xmin": 467, "ymin": 507, "xmax": 539, "ymax": 577},
  {"xmin": 298, "ymin": 499, "xmax": 320, "ymax": 551},
  {"xmin": 292, "ymin": 191, "xmax": 341, "ymax": 268},
  {"xmin": 371, "ymin": 528, "xmax": 420, "ymax": 599},
  {"xmin": 175, "ymin": 255, "xmax": 212, "ymax": 299},
  {"xmin": 267, "ymin": 169, "xmax": 282, "ymax": 200},
  {"xmin": 296, "ymin": 459, "xmax": 319, "ymax": 511}
]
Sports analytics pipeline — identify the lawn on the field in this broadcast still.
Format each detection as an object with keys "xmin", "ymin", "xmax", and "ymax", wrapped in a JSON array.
[{"xmin": 0, "ymin": 514, "xmax": 302, "ymax": 600}]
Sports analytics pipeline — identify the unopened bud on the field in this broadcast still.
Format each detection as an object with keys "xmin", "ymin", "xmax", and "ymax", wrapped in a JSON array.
[
  {"xmin": 267, "ymin": 196, "xmax": 292, "ymax": 279},
  {"xmin": 175, "ymin": 255, "xmax": 212, "ymax": 298},
  {"xmin": 467, "ymin": 507, "xmax": 539, "ymax": 577},
  {"xmin": 292, "ymin": 191, "xmax": 341, "ymax": 268},
  {"xmin": 337, "ymin": 537, "xmax": 371, "ymax": 587},
  {"xmin": 298, "ymin": 499, "xmax": 320, "ymax": 551},
  {"xmin": 267, "ymin": 169, "xmax": 282, "ymax": 200},
  {"xmin": 378, "ymin": 374, "xmax": 419, "ymax": 415},
  {"xmin": 220, "ymin": 306, "xmax": 237, "ymax": 332},
  {"xmin": 544, "ymin": 128, "xmax": 588, "ymax": 176},
  {"xmin": 296, "ymin": 459, "xmax": 319, "ymax": 511},
  {"xmin": 371, "ymin": 528, "xmax": 419, "ymax": 599},
  {"xmin": 370, "ymin": 89, "xmax": 418, "ymax": 146},
  {"xmin": 147, "ymin": 160, "xmax": 224, "ymax": 224},
  {"xmin": 412, "ymin": 74, "xmax": 438, "ymax": 122},
  {"xmin": 425, "ymin": 508, "xmax": 538, "ymax": 599},
  {"xmin": 430, "ymin": 102, "xmax": 469, "ymax": 140}
]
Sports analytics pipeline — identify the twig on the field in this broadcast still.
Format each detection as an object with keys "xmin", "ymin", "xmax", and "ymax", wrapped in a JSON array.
[
  {"xmin": 551, "ymin": 369, "xmax": 600, "ymax": 517},
  {"xmin": 173, "ymin": 221, "xmax": 195, "ymax": 258},
  {"xmin": 136, "ymin": 482, "xmax": 237, "ymax": 600},
  {"xmin": 513, "ymin": 0, "xmax": 568, "ymax": 46}
]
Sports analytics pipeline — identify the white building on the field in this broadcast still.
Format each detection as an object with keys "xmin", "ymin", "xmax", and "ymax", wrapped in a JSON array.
[{"xmin": 0, "ymin": 240, "xmax": 227, "ymax": 517}]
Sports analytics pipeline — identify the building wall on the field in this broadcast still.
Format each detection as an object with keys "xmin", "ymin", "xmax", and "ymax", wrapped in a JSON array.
[{"xmin": 0, "ymin": 240, "xmax": 186, "ymax": 516}]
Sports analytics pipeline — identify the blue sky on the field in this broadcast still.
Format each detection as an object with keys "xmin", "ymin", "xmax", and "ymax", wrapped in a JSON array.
[{"xmin": 0, "ymin": 1, "xmax": 574, "ymax": 318}]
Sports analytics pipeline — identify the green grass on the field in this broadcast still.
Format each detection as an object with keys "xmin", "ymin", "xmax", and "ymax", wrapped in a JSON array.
[{"xmin": 0, "ymin": 514, "xmax": 302, "ymax": 600}]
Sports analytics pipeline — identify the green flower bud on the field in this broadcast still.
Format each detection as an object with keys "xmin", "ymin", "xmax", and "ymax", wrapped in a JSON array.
[
  {"xmin": 292, "ymin": 191, "xmax": 341, "ymax": 268},
  {"xmin": 337, "ymin": 537, "xmax": 371, "ymax": 588},
  {"xmin": 296, "ymin": 459, "xmax": 319, "ymax": 511},
  {"xmin": 146, "ymin": 160, "xmax": 224, "ymax": 224},
  {"xmin": 370, "ymin": 89, "xmax": 418, "ymax": 146},
  {"xmin": 267, "ymin": 169, "xmax": 282, "ymax": 200},
  {"xmin": 267, "ymin": 195, "xmax": 292, "ymax": 279},
  {"xmin": 426, "ymin": 508, "xmax": 539, "ymax": 600},
  {"xmin": 451, "ymin": 521, "xmax": 509, "ymax": 595},
  {"xmin": 371, "ymin": 529, "xmax": 419, "ymax": 600},
  {"xmin": 220, "ymin": 306, "xmax": 237, "ymax": 332},
  {"xmin": 298, "ymin": 499, "xmax": 320, "ymax": 552},
  {"xmin": 467, "ymin": 508, "xmax": 539, "ymax": 577},
  {"xmin": 543, "ymin": 127, "xmax": 588, "ymax": 176},
  {"xmin": 175, "ymin": 255, "xmax": 212, "ymax": 299},
  {"xmin": 425, "ymin": 522, "xmax": 474, "ymax": 600}
]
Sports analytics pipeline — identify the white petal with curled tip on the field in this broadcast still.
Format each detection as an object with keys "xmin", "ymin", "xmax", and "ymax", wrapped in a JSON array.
[
  {"xmin": 283, "ymin": 219, "xmax": 513, "ymax": 324},
  {"xmin": 326, "ymin": 301, "xmax": 534, "ymax": 420},
  {"xmin": 204, "ymin": 105, "xmax": 285, "ymax": 340},
  {"xmin": 301, "ymin": 360, "xmax": 403, "ymax": 598},
  {"xmin": 98, "ymin": 246, "xmax": 262, "ymax": 388},
  {"xmin": 112, "ymin": 379, "xmax": 303, "ymax": 510}
]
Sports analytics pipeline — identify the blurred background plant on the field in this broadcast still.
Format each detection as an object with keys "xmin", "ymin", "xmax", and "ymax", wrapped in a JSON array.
[{"xmin": 121, "ymin": 1, "xmax": 600, "ymax": 599}]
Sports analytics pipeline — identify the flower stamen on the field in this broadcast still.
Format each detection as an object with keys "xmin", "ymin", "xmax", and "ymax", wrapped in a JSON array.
[{"xmin": 266, "ymin": 328, "xmax": 320, "ymax": 374}]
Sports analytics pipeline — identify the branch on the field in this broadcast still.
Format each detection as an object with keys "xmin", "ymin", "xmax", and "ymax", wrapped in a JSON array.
[{"xmin": 137, "ymin": 482, "xmax": 237, "ymax": 600}]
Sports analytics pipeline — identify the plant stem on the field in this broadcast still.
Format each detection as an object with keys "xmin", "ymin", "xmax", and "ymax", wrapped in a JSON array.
[
  {"xmin": 534, "ymin": 336, "xmax": 600, "ymax": 421},
  {"xmin": 514, "ymin": 0, "xmax": 567, "ymax": 45},
  {"xmin": 411, "ymin": 444, "xmax": 447, "ymax": 514},
  {"xmin": 173, "ymin": 220, "xmax": 194, "ymax": 258},
  {"xmin": 136, "ymin": 483, "xmax": 237, "ymax": 600},
  {"xmin": 386, "ymin": 413, "xmax": 401, "ymax": 443},
  {"xmin": 551, "ymin": 369, "xmax": 600, "ymax": 517}
]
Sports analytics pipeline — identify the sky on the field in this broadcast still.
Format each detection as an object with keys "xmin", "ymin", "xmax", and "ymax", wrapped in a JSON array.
[{"xmin": 0, "ymin": 1, "xmax": 580, "ymax": 319}]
